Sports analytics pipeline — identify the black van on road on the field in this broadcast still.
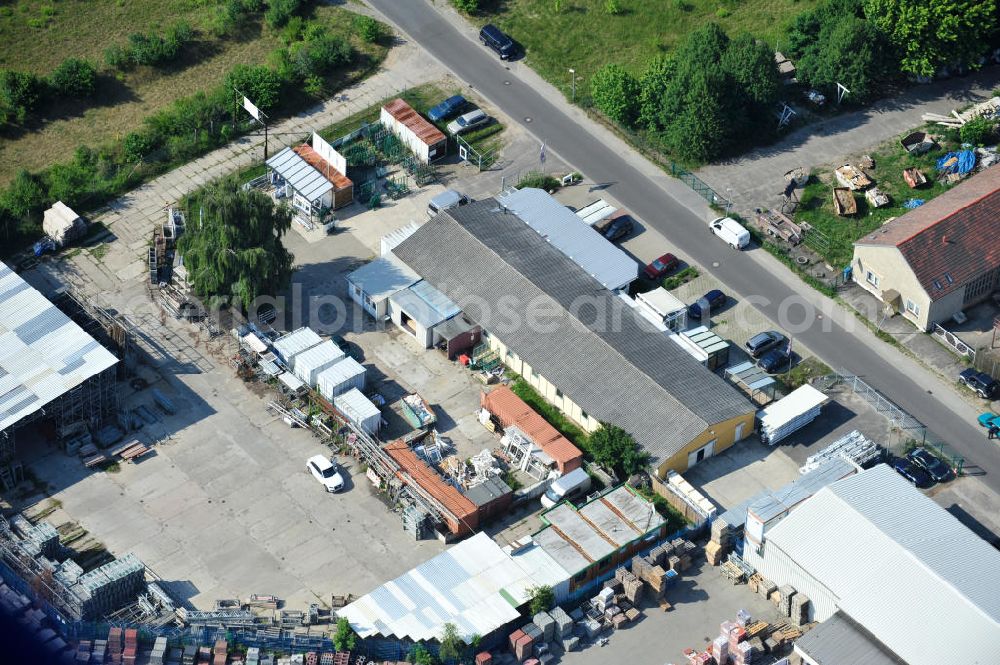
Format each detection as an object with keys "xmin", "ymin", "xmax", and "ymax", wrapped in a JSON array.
[{"xmin": 480, "ymin": 24, "xmax": 514, "ymax": 60}]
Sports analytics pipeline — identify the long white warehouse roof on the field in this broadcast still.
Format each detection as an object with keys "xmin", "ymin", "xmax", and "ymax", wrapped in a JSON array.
[
  {"xmin": 340, "ymin": 531, "xmax": 567, "ymax": 642},
  {"xmin": 497, "ymin": 187, "xmax": 638, "ymax": 291},
  {"xmin": 0, "ymin": 262, "xmax": 118, "ymax": 432},
  {"xmin": 764, "ymin": 464, "xmax": 1000, "ymax": 665}
]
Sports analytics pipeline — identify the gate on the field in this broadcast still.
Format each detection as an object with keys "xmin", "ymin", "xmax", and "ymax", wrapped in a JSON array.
[
  {"xmin": 930, "ymin": 323, "xmax": 977, "ymax": 360},
  {"xmin": 669, "ymin": 162, "xmax": 731, "ymax": 208},
  {"xmin": 455, "ymin": 135, "xmax": 498, "ymax": 171}
]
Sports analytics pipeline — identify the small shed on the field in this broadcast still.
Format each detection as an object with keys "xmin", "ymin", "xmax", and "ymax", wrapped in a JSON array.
[
  {"xmin": 43, "ymin": 201, "xmax": 86, "ymax": 247},
  {"xmin": 318, "ymin": 357, "xmax": 366, "ymax": 401},
  {"xmin": 380, "ymin": 98, "xmax": 447, "ymax": 164},
  {"xmin": 389, "ymin": 280, "xmax": 461, "ymax": 348},
  {"xmin": 465, "ymin": 476, "xmax": 513, "ymax": 525},
  {"xmin": 432, "ymin": 315, "xmax": 481, "ymax": 359},
  {"xmin": 336, "ymin": 387, "xmax": 381, "ymax": 436},
  {"xmin": 670, "ymin": 326, "xmax": 730, "ymax": 370},
  {"xmin": 266, "ymin": 147, "xmax": 335, "ymax": 222},
  {"xmin": 272, "ymin": 328, "xmax": 323, "ymax": 369},
  {"xmin": 292, "ymin": 143, "xmax": 353, "ymax": 210},
  {"xmin": 635, "ymin": 288, "xmax": 688, "ymax": 332},
  {"xmin": 725, "ymin": 361, "xmax": 778, "ymax": 405},
  {"xmin": 347, "ymin": 254, "xmax": 420, "ymax": 320},
  {"xmin": 293, "ymin": 340, "xmax": 346, "ymax": 387}
]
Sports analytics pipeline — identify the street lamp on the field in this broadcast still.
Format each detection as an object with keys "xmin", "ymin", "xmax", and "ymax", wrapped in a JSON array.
[{"xmin": 568, "ymin": 68, "xmax": 576, "ymax": 103}]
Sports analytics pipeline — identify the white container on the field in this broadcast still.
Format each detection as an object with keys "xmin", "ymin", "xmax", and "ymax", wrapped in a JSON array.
[
  {"xmin": 272, "ymin": 328, "xmax": 322, "ymax": 369},
  {"xmin": 317, "ymin": 357, "xmax": 366, "ymax": 400},
  {"xmin": 292, "ymin": 340, "xmax": 345, "ymax": 387},
  {"xmin": 336, "ymin": 387, "xmax": 381, "ymax": 435}
]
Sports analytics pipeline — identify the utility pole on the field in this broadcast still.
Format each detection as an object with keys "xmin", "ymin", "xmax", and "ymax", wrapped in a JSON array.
[{"xmin": 568, "ymin": 68, "xmax": 576, "ymax": 103}]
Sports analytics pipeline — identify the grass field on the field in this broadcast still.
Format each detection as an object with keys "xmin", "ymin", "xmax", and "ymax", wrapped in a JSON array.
[
  {"xmin": 479, "ymin": 0, "xmax": 820, "ymax": 102},
  {"xmin": 794, "ymin": 128, "xmax": 959, "ymax": 267},
  {"xmin": 0, "ymin": 1, "xmax": 387, "ymax": 184}
]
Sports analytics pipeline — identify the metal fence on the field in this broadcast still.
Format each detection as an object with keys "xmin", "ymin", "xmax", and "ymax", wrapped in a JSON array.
[
  {"xmin": 455, "ymin": 135, "xmax": 498, "ymax": 171},
  {"xmin": 930, "ymin": 323, "xmax": 977, "ymax": 361},
  {"xmin": 668, "ymin": 162, "xmax": 731, "ymax": 208},
  {"xmin": 820, "ymin": 373, "xmax": 968, "ymax": 474}
]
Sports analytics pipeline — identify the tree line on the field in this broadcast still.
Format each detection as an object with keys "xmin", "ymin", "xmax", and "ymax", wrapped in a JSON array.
[
  {"xmin": 0, "ymin": 6, "xmax": 384, "ymax": 251},
  {"xmin": 590, "ymin": 0, "xmax": 999, "ymax": 163}
]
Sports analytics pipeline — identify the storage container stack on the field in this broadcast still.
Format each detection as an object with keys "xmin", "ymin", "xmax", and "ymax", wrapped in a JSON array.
[
  {"xmin": 778, "ymin": 585, "xmax": 797, "ymax": 618},
  {"xmin": 107, "ymin": 627, "xmax": 123, "ymax": 664}
]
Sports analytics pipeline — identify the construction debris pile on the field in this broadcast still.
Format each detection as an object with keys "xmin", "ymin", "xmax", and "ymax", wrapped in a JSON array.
[
  {"xmin": 922, "ymin": 96, "xmax": 1000, "ymax": 128},
  {"xmin": 0, "ymin": 513, "xmax": 150, "ymax": 622}
]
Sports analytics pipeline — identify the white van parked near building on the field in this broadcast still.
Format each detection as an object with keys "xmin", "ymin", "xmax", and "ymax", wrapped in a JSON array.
[
  {"xmin": 710, "ymin": 217, "xmax": 750, "ymax": 250},
  {"xmin": 540, "ymin": 468, "xmax": 592, "ymax": 509}
]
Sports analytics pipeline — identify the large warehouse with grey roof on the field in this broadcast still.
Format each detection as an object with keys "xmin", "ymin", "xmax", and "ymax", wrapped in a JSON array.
[{"xmin": 392, "ymin": 198, "xmax": 755, "ymax": 476}]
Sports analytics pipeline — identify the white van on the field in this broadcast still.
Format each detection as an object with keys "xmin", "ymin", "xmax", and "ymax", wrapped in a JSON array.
[
  {"xmin": 427, "ymin": 190, "xmax": 470, "ymax": 217},
  {"xmin": 710, "ymin": 217, "xmax": 750, "ymax": 250},
  {"xmin": 540, "ymin": 468, "xmax": 592, "ymax": 509}
]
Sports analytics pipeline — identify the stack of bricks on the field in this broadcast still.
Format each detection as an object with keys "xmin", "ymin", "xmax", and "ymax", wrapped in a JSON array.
[
  {"xmin": 721, "ymin": 620, "xmax": 750, "ymax": 665},
  {"xmin": 790, "ymin": 593, "xmax": 810, "ymax": 626},
  {"xmin": 304, "ymin": 652, "xmax": 318, "ymax": 665},
  {"xmin": 778, "ymin": 585, "xmax": 797, "ymax": 618},
  {"xmin": 549, "ymin": 606, "xmax": 574, "ymax": 645},
  {"xmin": 630, "ymin": 555, "xmax": 668, "ymax": 598},
  {"xmin": 683, "ymin": 647, "xmax": 713, "ymax": 665},
  {"xmin": 123, "ymin": 628, "xmax": 137, "ymax": 665},
  {"xmin": 513, "ymin": 631, "xmax": 534, "ymax": 663},
  {"xmin": 533, "ymin": 612, "xmax": 556, "ymax": 642},
  {"xmin": 107, "ymin": 627, "xmax": 123, "ymax": 664},
  {"xmin": 475, "ymin": 652, "xmax": 493, "ymax": 665}
]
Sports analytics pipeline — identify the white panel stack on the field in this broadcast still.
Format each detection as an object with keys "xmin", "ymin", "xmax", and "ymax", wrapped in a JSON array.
[
  {"xmin": 336, "ymin": 388, "xmax": 381, "ymax": 435},
  {"xmin": 292, "ymin": 340, "xmax": 345, "ymax": 387},
  {"xmin": 317, "ymin": 357, "xmax": 366, "ymax": 400},
  {"xmin": 758, "ymin": 385, "xmax": 829, "ymax": 445}
]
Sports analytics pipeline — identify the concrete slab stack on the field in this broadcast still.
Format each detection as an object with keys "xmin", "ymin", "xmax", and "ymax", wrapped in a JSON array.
[
  {"xmin": 778, "ymin": 585, "xmax": 797, "ymax": 618},
  {"xmin": 790, "ymin": 593, "xmax": 810, "ymax": 626},
  {"xmin": 475, "ymin": 652, "xmax": 492, "ymax": 665},
  {"xmin": 549, "ymin": 606, "xmax": 573, "ymax": 642},
  {"xmin": 533, "ymin": 612, "xmax": 555, "ymax": 642},
  {"xmin": 123, "ymin": 628, "xmax": 137, "ymax": 665},
  {"xmin": 563, "ymin": 636, "xmax": 580, "ymax": 652},
  {"xmin": 91, "ymin": 639, "xmax": 107, "ymax": 664},
  {"xmin": 149, "ymin": 637, "xmax": 167, "ymax": 665}
]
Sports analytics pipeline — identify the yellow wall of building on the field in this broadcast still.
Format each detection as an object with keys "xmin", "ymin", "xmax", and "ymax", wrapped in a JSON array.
[
  {"xmin": 852, "ymin": 244, "xmax": 932, "ymax": 330},
  {"xmin": 655, "ymin": 411, "xmax": 756, "ymax": 477}
]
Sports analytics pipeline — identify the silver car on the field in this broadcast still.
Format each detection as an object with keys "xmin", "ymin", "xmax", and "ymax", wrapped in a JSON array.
[{"xmin": 447, "ymin": 109, "xmax": 489, "ymax": 135}]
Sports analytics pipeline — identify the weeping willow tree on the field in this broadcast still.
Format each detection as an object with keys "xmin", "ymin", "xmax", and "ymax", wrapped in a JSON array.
[{"xmin": 178, "ymin": 180, "xmax": 294, "ymax": 311}]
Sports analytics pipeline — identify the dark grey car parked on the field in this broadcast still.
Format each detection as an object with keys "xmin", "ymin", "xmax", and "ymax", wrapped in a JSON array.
[{"xmin": 745, "ymin": 331, "xmax": 786, "ymax": 358}]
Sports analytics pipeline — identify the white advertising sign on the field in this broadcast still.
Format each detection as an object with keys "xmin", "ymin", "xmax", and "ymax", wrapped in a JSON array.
[
  {"xmin": 313, "ymin": 132, "xmax": 347, "ymax": 176},
  {"xmin": 243, "ymin": 96, "xmax": 262, "ymax": 122}
]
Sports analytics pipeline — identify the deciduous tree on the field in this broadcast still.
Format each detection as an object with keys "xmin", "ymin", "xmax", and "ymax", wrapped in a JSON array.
[{"xmin": 590, "ymin": 63, "xmax": 640, "ymax": 126}]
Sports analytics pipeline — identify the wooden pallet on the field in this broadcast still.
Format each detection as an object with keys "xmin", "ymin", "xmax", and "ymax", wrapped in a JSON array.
[
  {"xmin": 83, "ymin": 454, "xmax": 108, "ymax": 468},
  {"xmin": 120, "ymin": 443, "xmax": 150, "ymax": 462}
]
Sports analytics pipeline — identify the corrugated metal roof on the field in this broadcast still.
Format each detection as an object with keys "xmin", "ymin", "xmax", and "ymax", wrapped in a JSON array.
[
  {"xmin": 317, "ymin": 356, "xmax": 365, "ymax": 389},
  {"xmin": 497, "ymin": 188, "xmax": 637, "ymax": 291},
  {"xmin": 0, "ymin": 263, "xmax": 118, "ymax": 432},
  {"xmin": 337, "ymin": 387, "xmax": 379, "ymax": 421},
  {"xmin": 341, "ymin": 532, "xmax": 566, "ymax": 642},
  {"xmin": 347, "ymin": 254, "xmax": 420, "ymax": 302},
  {"xmin": 382, "ymin": 98, "xmax": 446, "ymax": 146},
  {"xmin": 278, "ymin": 372, "xmax": 305, "ymax": 392},
  {"xmin": 393, "ymin": 200, "xmax": 752, "ymax": 465},
  {"xmin": 292, "ymin": 143, "xmax": 352, "ymax": 191},
  {"xmin": 389, "ymin": 280, "xmax": 460, "ymax": 329},
  {"xmin": 381, "ymin": 222, "xmax": 421, "ymax": 256},
  {"xmin": 794, "ymin": 612, "xmax": 903, "ymax": 665},
  {"xmin": 272, "ymin": 328, "xmax": 322, "ymax": 365},
  {"xmin": 266, "ymin": 147, "xmax": 333, "ymax": 202},
  {"xmin": 480, "ymin": 386, "xmax": 583, "ymax": 472},
  {"xmin": 293, "ymin": 340, "xmax": 345, "ymax": 385},
  {"xmin": 763, "ymin": 464, "xmax": 1000, "ymax": 665}
]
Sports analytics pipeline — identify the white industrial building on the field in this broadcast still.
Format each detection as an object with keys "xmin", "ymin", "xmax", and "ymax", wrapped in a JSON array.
[
  {"xmin": 380, "ymin": 98, "xmax": 447, "ymax": 164},
  {"xmin": 292, "ymin": 340, "xmax": 345, "ymax": 387},
  {"xmin": 0, "ymin": 262, "xmax": 119, "ymax": 457},
  {"xmin": 346, "ymin": 254, "xmax": 419, "ymax": 320},
  {"xmin": 272, "ymin": 328, "xmax": 322, "ymax": 369},
  {"xmin": 742, "ymin": 464, "xmax": 1000, "ymax": 665},
  {"xmin": 318, "ymin": 357, "xmax": 366, "ymax": 401}
]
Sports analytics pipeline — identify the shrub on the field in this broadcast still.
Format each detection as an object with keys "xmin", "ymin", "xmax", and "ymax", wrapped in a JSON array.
[
  {"xmin": 265, "ymin": 0, "xmax": 301, "ymax": 28},
  {"xmin": 514, "ymin": 170, "xmax": 561, "ymax": 191},
  {"xmin": 281, "ymin": 15, "xmax": 306, "ymax": 44},
  {"xmin": 113, "ymin": 22, "xmax": 194, "ymax": 69},
  {"xmin": 0, "ymin": 170, "xmax": 47, "ymax": 220},
  {"xmin": 332, "ymin": 617, "xmax": 356, "ymax": 652},
  {"xmin": 527, "ymin": 585, "xmax": 554, "ymax": 615},
  {"xmin": 103, "ymin": 44, "xmax": 130, "ymax": 69},
  {"xmin": 0, "ymin": 70, "xmax": 44, "ymax": 124},
  {"xmin": 123, "ymin": 131, "xmax": 158, "ymax": 162},
  {"xmin": 605, "ymin": 0, "xmax": 623, "ymax": 14},
  {"xmin": 353, "ymin": 15, "xmax": 384, "ymax": 43},
  {"xmin": 960, "ymin": 116, "xmax": 997, "ymax": 146},
  {"xmin": 451, "ymin": 0, "xmax": 480, "ymax": 12},
  {"xmin": 225, "ymin": 64, "xmax": 282, "ymax": 112},
  {"xmin": 589, "ymin": 423, "xmax": 650, "ymax": 476},
  {"xmin": 590, "ymin": 63, "xmax": 640, "ymax": 125},
  {"xmin": 49, "ymin": 58, "xmax": 98, "ymax": 98}
]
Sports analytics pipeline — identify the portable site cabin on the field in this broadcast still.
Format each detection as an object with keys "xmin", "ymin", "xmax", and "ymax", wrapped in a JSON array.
[
  {"xmin": 265, "ymin": 142, "xmax": 352, "ymax": 229},
  {"xmin": 293, "ymin": 340, "xmax": 346, "ymax": 387},
  {"xmin": 388, "ymin": 280, "xmax": 461, "ymax": 349},
  {"xmin": 635, "ymin": 288, "xmax": 688, "ymax": 333},
  {"xmin": 317, "ymin": 357, "xmax": 366, "ymax": 401},
  {"xmin": 336, "ymin": 387, "xmax": 381, "ymax": 436},
  {"xmin": 42, "ymin": 201, "xmax": 86, "ymax": 247},
  {"xmin": 272, "ymin": 328, "xmax": 323, "ymax": 370},
  {"xmin": 346, "ymin": 254, "xmax": 420, "ymax": 321},
  {"xmin": 380, "ymin": 98, "xmax": 447, "ymax": 164}
]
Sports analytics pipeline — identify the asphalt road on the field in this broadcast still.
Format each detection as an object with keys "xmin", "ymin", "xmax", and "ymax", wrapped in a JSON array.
[{"xmin": 366, "ymin": 0, "xmax": 1000, "ymax": 490}]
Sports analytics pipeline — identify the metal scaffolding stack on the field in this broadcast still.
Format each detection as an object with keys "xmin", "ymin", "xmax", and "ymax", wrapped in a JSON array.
[
  {"xmin": 75, "ymin": 552, "xmax": 146, "ymax": 620},
  {"xmin": 799, "ymin": 429, "xmax": 882, "ymax": 474},
  {"xmin": 178, "ymin": 607, "xmax": 257, "ymax": 629}
]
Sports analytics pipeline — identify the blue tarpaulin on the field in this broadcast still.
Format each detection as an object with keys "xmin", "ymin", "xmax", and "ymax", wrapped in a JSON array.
[
  {"xmin": 903, "ymin": 198, "xmax": 925, "ymax": 209},
  {"xmin": 936, "ymin": 150, "xmax": 976, "ymax": 175}
]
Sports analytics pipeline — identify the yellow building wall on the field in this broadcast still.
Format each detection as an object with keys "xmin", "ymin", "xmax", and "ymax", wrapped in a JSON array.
[
  {"xmin": 655, "ymin": 411, "xmax": 756, "ymax": 477},
  {"xmin": 852, "ymin": 244, "xmax": 932, "ymax": 330}
]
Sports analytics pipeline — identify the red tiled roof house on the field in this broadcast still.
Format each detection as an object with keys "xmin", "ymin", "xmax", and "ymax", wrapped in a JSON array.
[{"xmin": 852, "ymin": 166, "xmax": 1000, "ymax": 331}]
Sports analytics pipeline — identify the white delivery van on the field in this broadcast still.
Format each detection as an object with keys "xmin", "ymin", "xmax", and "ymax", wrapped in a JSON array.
[
  {"xmin": 427, "ymin": 190, "xmax": 470, "ymax": 217},
  {"xmin": 710, "ymin": 217, "xmax": 750, "ymax": 250},
  {"xmin": 540, "ymin": 468, "xmax": 592, "ymax": 509}
]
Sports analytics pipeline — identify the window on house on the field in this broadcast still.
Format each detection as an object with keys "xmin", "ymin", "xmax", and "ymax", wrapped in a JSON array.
[
  {"xmin": 944, "ymin": 273, "xmax": 954, "ymax": 284},
  {"xmin": 905, "ymin": 299, "xmax": 920, "ymax": 315},
  {"xmin": 866, "ymin": 271, "xmax": 880, "ymax": 287},
  {"xmin": 581, "ymin": 410, "xmax": 588, "ymax": 420},
  {"xmin": 555, "ymin": 388, "xmax": 563, "ymax": 399},
  {"xmin": 505, "ymin": 349, "xmax": 514, "ymax": 360}
]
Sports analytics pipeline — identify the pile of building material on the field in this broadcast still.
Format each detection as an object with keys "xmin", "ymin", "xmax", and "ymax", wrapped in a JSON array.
[
  {"xmin": 799, "ymin": 429, "xmax": 881, "ymax": 473},
  {"xmin": 400, "ymin": 393, "xmax": 435, "ymax": 429},
  {"xmin": 865, "ymin": 187, "xmax": 890, "ymax": 208},
  {"xmin": 757, "ymin": 384, "xmax": 829, "ymax": 445},
  {"xmin": 834, "ymin": 163, "xmax": 872, "ymax": 190},
  {"xmin": 661, "ymin": 471, "xmax": 717, "ymax": 524},
  {"xmin": 149, "ymin": 637, "xmax": 168, "ymax": 665},
  {"xmin": 922, "ymin": 96, "xmax": 1000, "ymax": 127}
]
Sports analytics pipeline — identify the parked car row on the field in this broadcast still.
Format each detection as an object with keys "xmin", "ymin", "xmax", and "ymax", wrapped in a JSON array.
[
  {"xmin": 891, "ymin": 447, "xmax": 953, "ymax": 488},
  {"xmin": 425, "ymin": 93, "xmax": 494, "ymax": 137}
]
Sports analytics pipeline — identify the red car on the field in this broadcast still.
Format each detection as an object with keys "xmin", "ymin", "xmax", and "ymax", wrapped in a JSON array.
[{"xmin": 643, "ymin": 253, "xmax": 679, "ymax": 280}]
